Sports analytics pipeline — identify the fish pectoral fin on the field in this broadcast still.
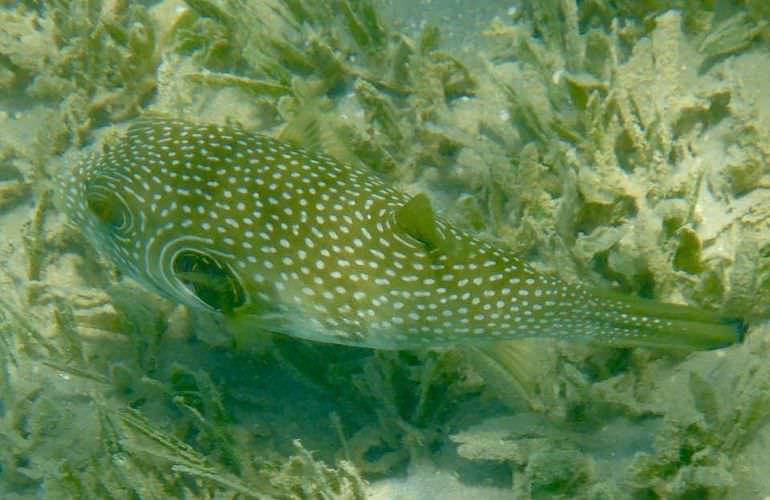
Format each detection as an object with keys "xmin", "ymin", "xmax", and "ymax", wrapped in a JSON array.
[
  {"xmin": 130, "ymin": 113, "xmax": 177, "ymax": 135},
  {"xmin": 227, "ymin": 311, "xmax": 287, "ymax": 333},
  {"xmin": 226, "ymin": 302, "xmax": 294, "ymax": 346},
  {"xmin": 224, "ymin": 307, "xmax": 290, "ymax": 353},
  {"xmin": 278, "ymin": 102, "xmax": 323, "ymax": 152},
  {"xmin": 229, "ymin": 300, "xmax": 286, "ymax": 327},
  {"xmin": 395, "ymin": 193, "xmax": 446, "ymax": 251}
]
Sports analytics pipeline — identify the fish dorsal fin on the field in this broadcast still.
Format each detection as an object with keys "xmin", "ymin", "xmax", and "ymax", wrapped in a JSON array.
[{"xmin": 394, "ymin": 193, "xmax": 447, "ymax": 253}]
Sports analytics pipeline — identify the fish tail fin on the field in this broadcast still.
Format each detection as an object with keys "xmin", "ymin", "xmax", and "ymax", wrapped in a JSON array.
[{"xmin": 585, "ymin": 287, "xmax": 746, "ymax": 350}]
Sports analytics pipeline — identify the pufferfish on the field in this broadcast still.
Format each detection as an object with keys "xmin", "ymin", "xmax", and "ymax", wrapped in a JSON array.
[{"xmin": 58, "ymin": 117, "xmax": 745, "ymax": 351}]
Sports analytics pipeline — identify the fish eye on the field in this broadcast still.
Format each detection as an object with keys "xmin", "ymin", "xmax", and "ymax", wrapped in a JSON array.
[
  {"xmin": 85, "ymin": 186, "xmax": 129, "ymax": 231},
  {"xmin": 172, "ymin": 251, "xmax": 245, "ymax": 313}
]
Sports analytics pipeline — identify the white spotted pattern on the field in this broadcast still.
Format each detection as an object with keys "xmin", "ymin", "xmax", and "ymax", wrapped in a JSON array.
[{"xmin": 57, "ymin": 118, "xmax": 743, "ymax": 350}]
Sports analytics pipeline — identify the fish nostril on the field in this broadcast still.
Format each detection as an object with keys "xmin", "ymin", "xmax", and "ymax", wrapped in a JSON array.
[{"xmin": 172, "ymin": 250, "xmax": 245, "ymax": 313}]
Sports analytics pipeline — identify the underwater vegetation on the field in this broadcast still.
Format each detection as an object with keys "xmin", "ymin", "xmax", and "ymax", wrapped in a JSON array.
[{"xmin": 1, "ymin": 0, "xmax": 769, "ymax": 498}]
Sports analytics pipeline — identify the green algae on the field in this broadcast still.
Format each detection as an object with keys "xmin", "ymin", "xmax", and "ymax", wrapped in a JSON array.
[
  {"xmin": 0, "ymin": 0, "xmax": 769, "ymax": 498},
  {"xmin": 438, "ymin": 1, "xmax": 770, "ymax": 496},
  {"xmin": 0, "ymin": 287, "xmax": 370, "ymax": 499},
  {"xmin": 0, "ymin": 2, "xmax": 160, "ymax": 143}
]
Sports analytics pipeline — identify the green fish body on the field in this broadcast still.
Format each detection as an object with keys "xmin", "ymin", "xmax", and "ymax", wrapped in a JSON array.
[{"xmin": 59, "ymin": 118, "xmax": 744, "ymax": 350}]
